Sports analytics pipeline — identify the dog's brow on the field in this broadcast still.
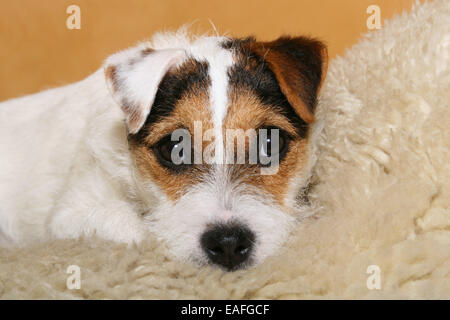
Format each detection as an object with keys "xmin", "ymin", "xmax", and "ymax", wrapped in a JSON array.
[
  {"xmin": 227, "ymin": 63, "xmax": 308, "ymax": 138},
  {"xmin": 129, "ymin": 59, "xmax": 211, "ymax": 144}
]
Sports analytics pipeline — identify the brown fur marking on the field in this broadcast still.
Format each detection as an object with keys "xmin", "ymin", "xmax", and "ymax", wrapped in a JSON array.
[
  {"xmin": 224, "ymin": 87, "xmax": 309, "ymax": 207},
  {"xmin": 242, "ymin": 36, "xmax": 328, "ymax": 124},
  {"xmin": 129, "ymin": 90, "xmax": 214, "ymax": 201}
]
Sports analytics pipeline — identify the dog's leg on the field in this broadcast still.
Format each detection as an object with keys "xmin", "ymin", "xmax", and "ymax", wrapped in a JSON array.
[{"xmin": 48, "ymin": 172, "xmax": 147, "ymax": 245}]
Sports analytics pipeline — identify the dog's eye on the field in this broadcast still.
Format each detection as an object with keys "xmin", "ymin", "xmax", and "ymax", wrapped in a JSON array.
[
  {"xmin": 258, "ymin": 127, "xmax": 290, "ymax": 160},
  {"xmin": 153, "ymin": 134, "xmax": 189, "ymax": 168},
  {"xmin": 159, "ymin": 138, "xmax": 182, "ymax": 162}
]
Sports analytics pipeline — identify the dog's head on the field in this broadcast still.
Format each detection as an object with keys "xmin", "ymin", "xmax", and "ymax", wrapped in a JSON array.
[{"xmin": 104, "ymin": 33, "xmax": 327, "ymax": 271}]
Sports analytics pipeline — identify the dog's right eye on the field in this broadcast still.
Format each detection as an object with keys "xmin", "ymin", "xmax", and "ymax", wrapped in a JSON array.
[{"xmin": 153, "ymin": 134, "xmax": 188, "ymax": 169}]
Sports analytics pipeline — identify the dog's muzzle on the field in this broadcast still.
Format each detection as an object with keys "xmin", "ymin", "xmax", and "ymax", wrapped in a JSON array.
[{"xmin": 200, "ymin": 223, "xmax": 255, "ymax": 271}]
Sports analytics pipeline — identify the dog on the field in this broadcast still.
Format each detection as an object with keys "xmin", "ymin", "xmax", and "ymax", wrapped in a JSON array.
[{"xmin": 0, "ymin": 30, "xmax": 327, "ymax": 271}]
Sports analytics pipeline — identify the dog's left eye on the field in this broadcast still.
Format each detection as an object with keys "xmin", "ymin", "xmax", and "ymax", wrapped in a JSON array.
[{"xmin": 258, "ymin": 127, "xmax": 290, "ymax": 160}]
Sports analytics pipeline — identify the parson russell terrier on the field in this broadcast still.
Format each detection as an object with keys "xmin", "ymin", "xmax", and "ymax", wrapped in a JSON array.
[{"xmin": 0, "ymin": 30, "xmax": 327, "ymax": 271}]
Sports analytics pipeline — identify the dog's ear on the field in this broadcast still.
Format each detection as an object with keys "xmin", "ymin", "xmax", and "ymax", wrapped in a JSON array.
[
  {"xmin": 104, "ymin": 46, "xmax": 186, "ymax": 134},
  {"xmin": 248, "ymin": 36, "xmax": 327, "ymax": 123}
]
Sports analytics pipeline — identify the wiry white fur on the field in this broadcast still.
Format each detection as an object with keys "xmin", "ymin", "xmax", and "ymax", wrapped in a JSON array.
[
  {"xmin": 189, "ymin": 36, "xmax": 235, "ymax": 163},
  {"xmin": 0, "ymin": 29, "xmax": 308, "ymax": 267},
  {"xmin": 0, "ymin": 69, "xmax": 145, "ymax": 245},
  {"xmin": 106, "ymin": 46, "xmax": 186, "ymax": 133},
  {"xmin": 146, "ymin": 175, "xmax": 297, "ymax": 266}
]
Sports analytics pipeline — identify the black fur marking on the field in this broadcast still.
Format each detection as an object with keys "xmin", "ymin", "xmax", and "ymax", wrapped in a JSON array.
[{"xmin": 129, "ymin": 59, "xmax": 210, "ymax": 144}]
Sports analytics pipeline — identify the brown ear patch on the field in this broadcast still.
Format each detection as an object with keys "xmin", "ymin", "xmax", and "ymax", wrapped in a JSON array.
[
  {"xmin": 105, "ymin": 65, "xmax": 118, "ymax": 92},
  {"xmin": 224, "ymin": 36, "xmax": 327, "ymax": 124}
]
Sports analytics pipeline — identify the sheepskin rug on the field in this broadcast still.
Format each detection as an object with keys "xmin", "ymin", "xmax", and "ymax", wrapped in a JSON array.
[{"xmin": 1, "ymin": 0, "xmax": 449, "ymax": 299}]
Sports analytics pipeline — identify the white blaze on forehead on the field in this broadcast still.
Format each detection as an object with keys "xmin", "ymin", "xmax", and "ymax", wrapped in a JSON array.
[{"xmin": 187, "ymin": 36, "xmax": 234, "ymax": 162}]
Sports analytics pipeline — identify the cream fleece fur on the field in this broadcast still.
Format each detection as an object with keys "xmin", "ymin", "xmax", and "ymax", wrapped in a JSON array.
[{"xmin": 0, "ymin": 0, "xmax": 449, "ymax": 299}]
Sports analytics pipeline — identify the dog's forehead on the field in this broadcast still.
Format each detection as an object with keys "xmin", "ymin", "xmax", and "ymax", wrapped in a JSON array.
[
  {"xmin": 130, "ymin": 35, "xmax": 305, "ymax": 152},
  {"xmin": 167, "ymin": 37, "xmax": 290, "ymax": 128},
  {"xmin": 136, "ymin": 37, "xmax": 274, "ymax": 135},
  {"xmin": 185, "ymin": 37, "xmax": 234, "ymax": 127},
  {"xmin": 180, "ymin": 37, "xmax": 305, "ymax": 133}
]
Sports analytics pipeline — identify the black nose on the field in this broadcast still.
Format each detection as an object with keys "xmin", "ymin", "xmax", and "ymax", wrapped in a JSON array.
[{"xmin": 201, "ymin": 224, "xmax": 255, "ymax": 271}]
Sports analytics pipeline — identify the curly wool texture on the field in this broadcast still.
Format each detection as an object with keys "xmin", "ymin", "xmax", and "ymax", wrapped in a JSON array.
[{"xmin": 0, "ymin": 0, "xmax": 449, "ymax": 299}]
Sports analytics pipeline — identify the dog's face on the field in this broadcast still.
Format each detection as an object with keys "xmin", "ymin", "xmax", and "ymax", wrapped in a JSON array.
[{"xmin": 105, "ymin": 34, "xmax": 327, "ymax": 270}]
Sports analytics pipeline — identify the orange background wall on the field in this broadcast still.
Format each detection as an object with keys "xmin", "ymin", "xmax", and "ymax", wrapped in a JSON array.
[{"xmin": 0, "ymin": 0, "xmax": 418, "ymax": 101}]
